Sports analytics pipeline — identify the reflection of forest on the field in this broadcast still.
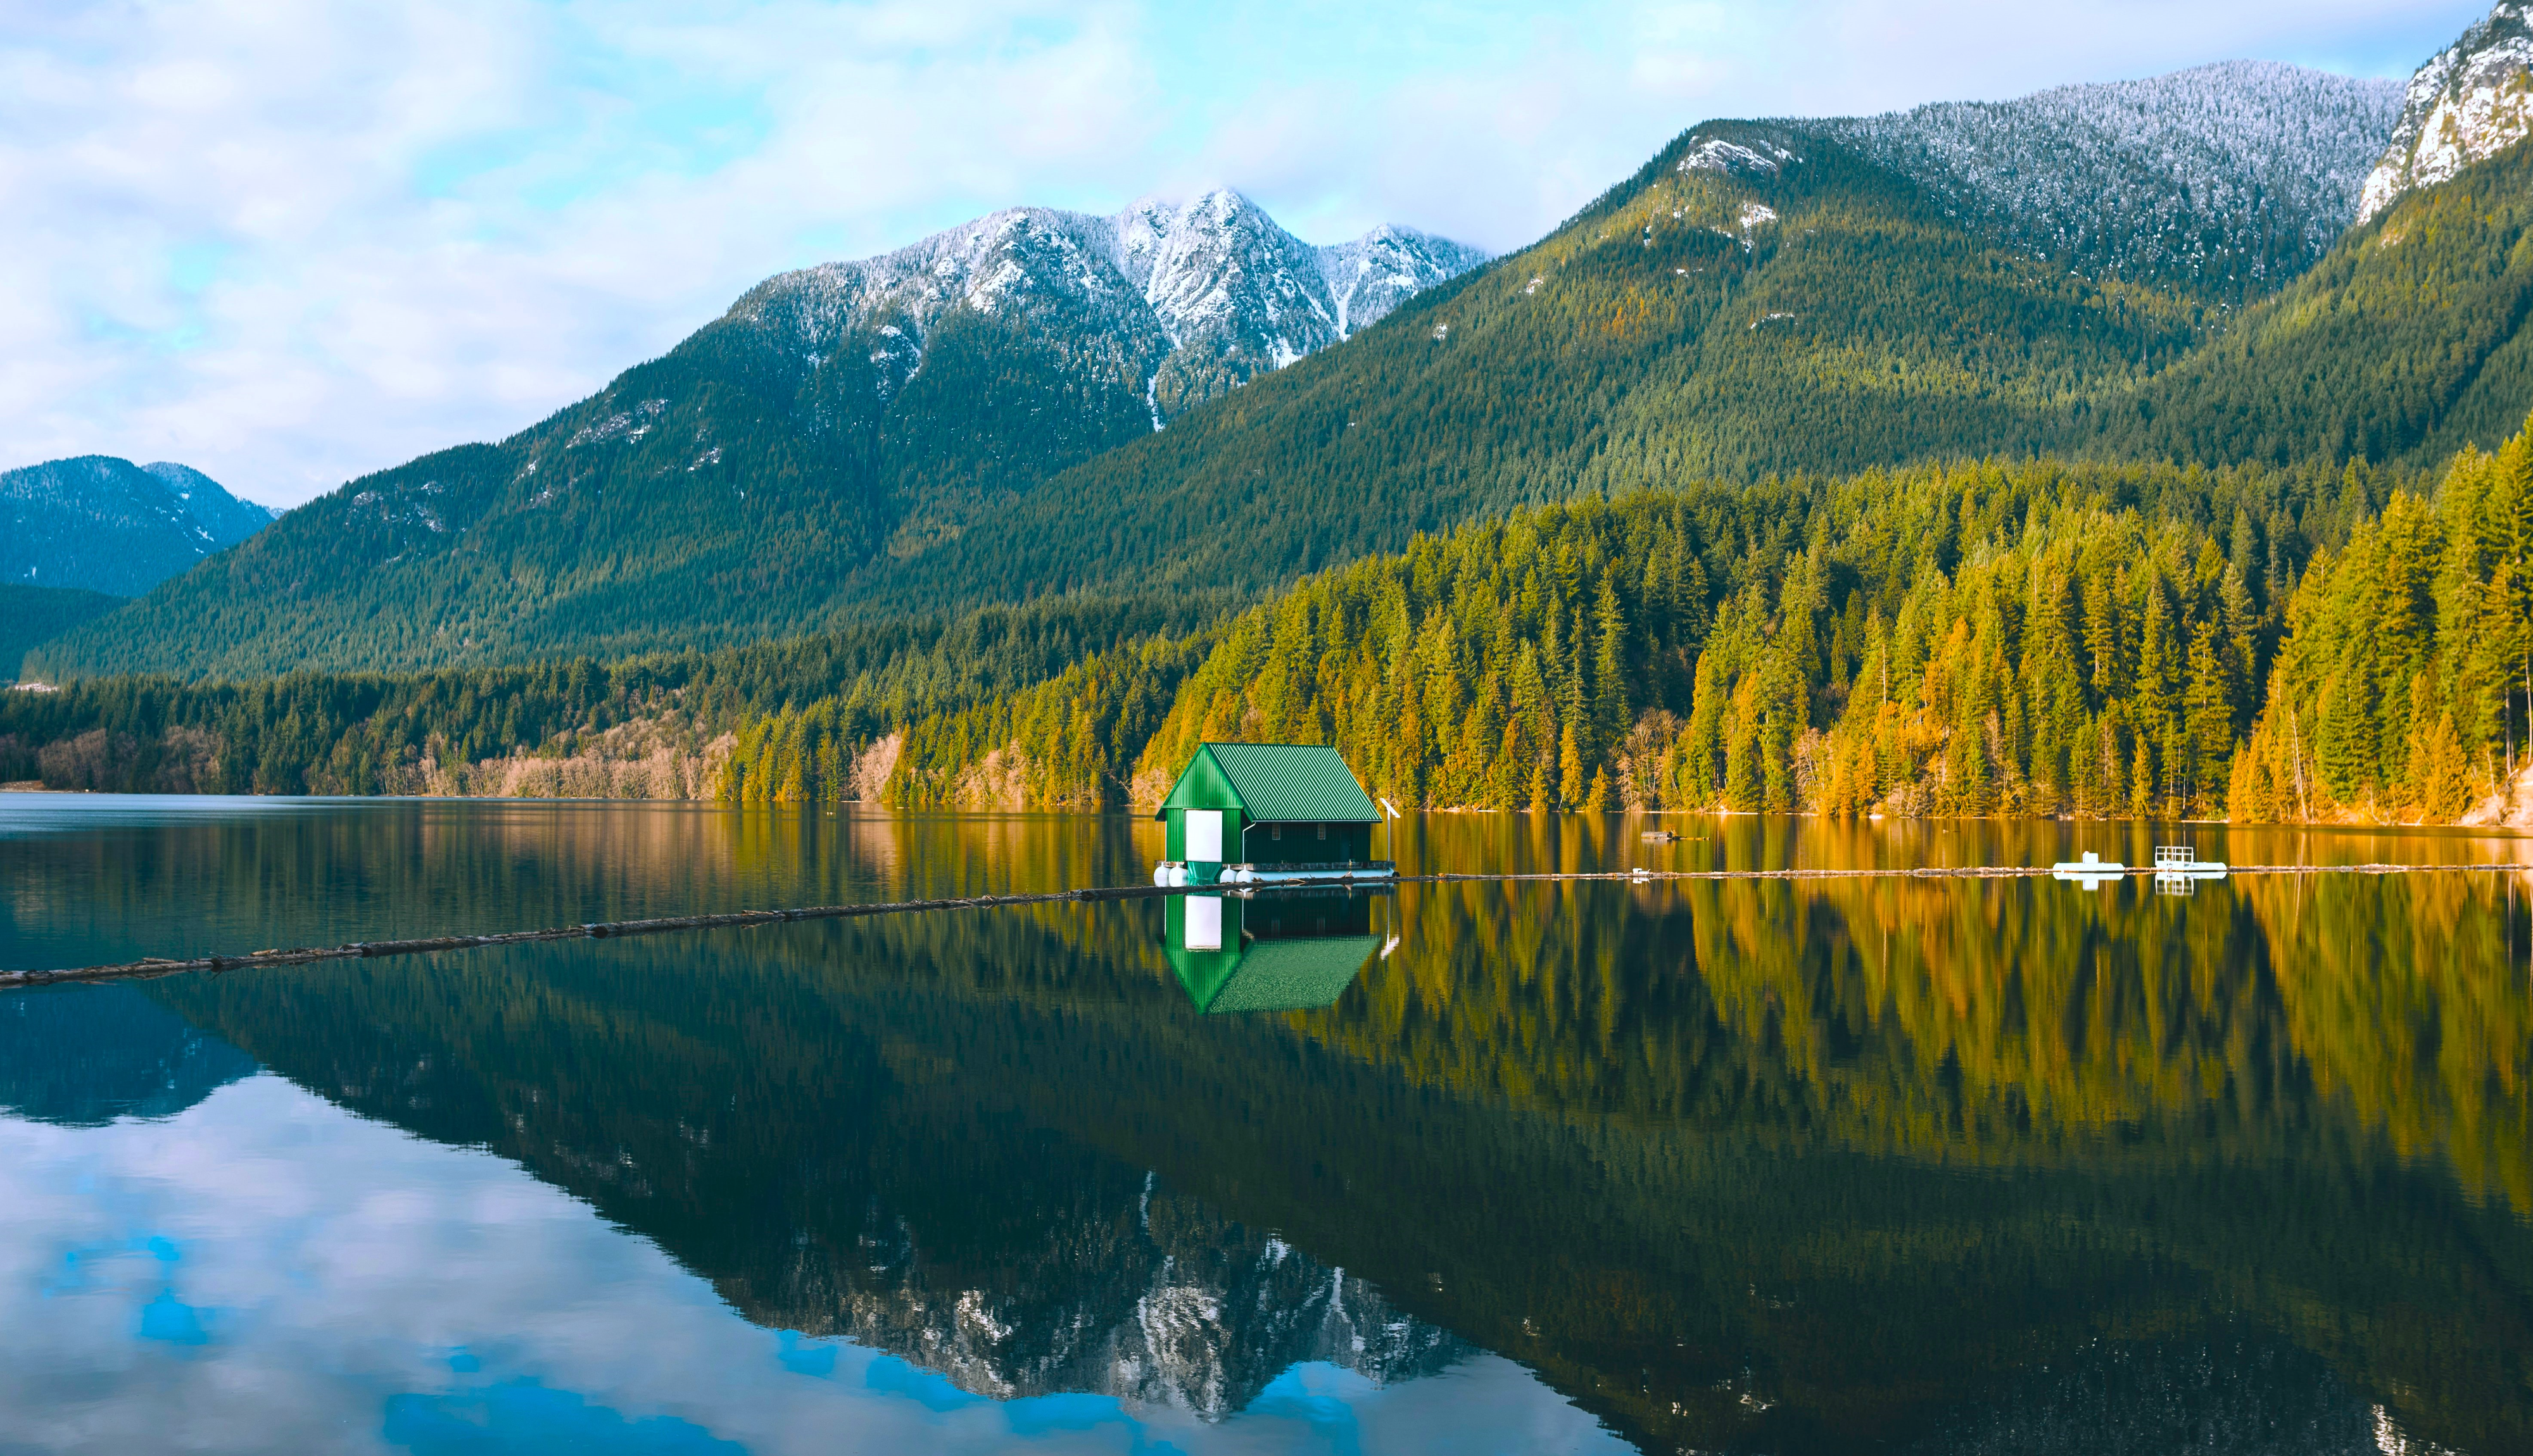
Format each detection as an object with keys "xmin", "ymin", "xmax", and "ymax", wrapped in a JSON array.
[
  {"xmin": 1329, "ymin": 866, "xmax": 2533, "ymax": 1207},
  {"xmin": 21, "ymin": 805, "xmax": 2526, "ymax": 1452}
]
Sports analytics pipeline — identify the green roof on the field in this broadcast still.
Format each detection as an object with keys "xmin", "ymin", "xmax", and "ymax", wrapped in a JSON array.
[
  {"xmin": 1158, "ymin": 743, "xmax": 1380, "ymax": 822},
  {"xmin": 1177, "ymin": 936, "xmax": 1380, "ymax": 1014}
]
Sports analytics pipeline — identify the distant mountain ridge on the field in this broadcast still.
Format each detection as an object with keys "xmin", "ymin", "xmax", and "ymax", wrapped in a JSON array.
[
  {"xmin": 743, "ymin": 189, "xmax": 1485, "ymax": 427},
  {"xmin": 1, "ymin": 455, "xmax": 273, "ymax": 597},
  {"xmin": 2361, "ymin": 1, "xmax": 2533, "ymax": 222}
]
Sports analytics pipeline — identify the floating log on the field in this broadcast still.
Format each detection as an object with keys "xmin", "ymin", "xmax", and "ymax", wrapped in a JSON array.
[{"xmin": 1, "ymin": 863, "xmax": 2515, "ymax": 989}]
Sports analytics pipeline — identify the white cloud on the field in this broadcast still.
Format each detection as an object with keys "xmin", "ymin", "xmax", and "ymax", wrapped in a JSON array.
[{"xmin": 0, "ymin": 0, "xmax": 2487, "ymax": 506}]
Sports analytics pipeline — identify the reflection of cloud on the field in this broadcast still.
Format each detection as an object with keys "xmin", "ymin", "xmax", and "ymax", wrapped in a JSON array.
[
  {"xmin": 0, "ymin": 1, "xmax": 2472, "ymax": 506},
  {"xmin": 0, "ymin": 1074, "xmax": 1628, "ymax": 1453}
]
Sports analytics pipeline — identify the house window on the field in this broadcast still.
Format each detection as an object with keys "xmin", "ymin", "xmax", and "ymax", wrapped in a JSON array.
[
  {"xmin": 1317, "ymin": 824, "xmax": 1327, "ymax": 840},
  {"xmin": 1271, "ymin": 824, "xmax": 1282, "ymax": 841}
]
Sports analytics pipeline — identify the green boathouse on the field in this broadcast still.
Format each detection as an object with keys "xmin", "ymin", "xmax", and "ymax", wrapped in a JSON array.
[{"xmin": 1154, "ymin": 743, "xmax": 1386, "ymax": 883}]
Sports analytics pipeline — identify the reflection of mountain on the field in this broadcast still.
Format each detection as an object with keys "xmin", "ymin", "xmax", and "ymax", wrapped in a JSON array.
[
  {"xmin": 826, "ymin": 1190, "xmax": 1457, "ymax": 1417},
  {"xmin": 94, "ymin": 810, "xmax": 2533, "ymax": 1455},
  {"xmin": 0, "ymin": 984, "xmax": 256, "ymax": 1126}
]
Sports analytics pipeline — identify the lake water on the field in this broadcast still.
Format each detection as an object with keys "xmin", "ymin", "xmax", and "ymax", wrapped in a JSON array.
[{"xmin": 2, "ymin": 796, "xmax": 2528, "ymax": 1455}]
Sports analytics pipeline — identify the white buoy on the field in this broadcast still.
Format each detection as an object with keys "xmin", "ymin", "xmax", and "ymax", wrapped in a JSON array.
[{"xmin": 2050, "ymin": 849, "xmax": 2126, "ymax": 885}]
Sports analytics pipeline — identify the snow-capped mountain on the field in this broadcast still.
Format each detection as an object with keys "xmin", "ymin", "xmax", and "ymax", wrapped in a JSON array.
[
  {"xmin": 739, "ymin": 189, "xmax": 1488, "ymax": 427},
  {"xmin": 2359, "ymin": 2, "xmax": 2533, "ymax": 222},
  {"xmin": 1798, "ymin": 61, "xmax": 2402, "ymax": 294},
  {"xmin": 2, "ymin": 455, "xmax": 274, "ymax": 596}
]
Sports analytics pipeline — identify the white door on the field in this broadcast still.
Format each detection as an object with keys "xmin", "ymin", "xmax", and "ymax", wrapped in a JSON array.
[
  {"xmin": 1185, "ymin": 809, "xmax": 1224, "ymax": 862},
  {"xmin": 1186, "ymin": 895, "xmax": 1223, "ymax": 951}
]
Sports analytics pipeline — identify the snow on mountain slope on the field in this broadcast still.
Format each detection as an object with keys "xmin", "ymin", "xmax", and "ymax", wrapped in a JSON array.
[
  {"xmin": 732, "ymin": 207, "xmax": 1167, "ymax": 382},
  {"xmin": 1800, "ymin": 61, "xmax": 2402, "ymax": 296},
  {"xmin": 141, "ymin": 461, "xmax": 277, "ymax": 544},
  {"xmin": 737, "ymin": 189, "xmax": 1488, "ymax": 427},
  {"xmin": 2360, "ymin": 2, "xmax": 2533, "ymax": 222},
  {"xmin": 1318, "ymin": 225, "xmax": 1491, "ymax": 344}
]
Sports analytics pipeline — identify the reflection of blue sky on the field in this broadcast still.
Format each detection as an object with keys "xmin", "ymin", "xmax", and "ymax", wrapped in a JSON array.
[
  {"xmin": 137, "ymin": 1290, "xmax": 213, "ymax": 1346},
  {"xmin": 386, "ymin": 1380, "xmax": 745, "ymax": 1455},
  {"xmin": 0, "ymin": 1074, "xmax": 1630, "ymax": 1454}
]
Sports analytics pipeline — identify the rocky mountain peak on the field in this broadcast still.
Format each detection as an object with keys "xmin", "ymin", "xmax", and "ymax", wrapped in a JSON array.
[
  {"xmin": 738, "ymin": 189, "xmax": 1486, "ymax": 427},
  {"xmin": 2360, "ymin": 2, "xmax": 2533, "ymax": 222},
  {"xmin": 1114, "ymin": 187, "xmax": 1337, "ymax": 361}
]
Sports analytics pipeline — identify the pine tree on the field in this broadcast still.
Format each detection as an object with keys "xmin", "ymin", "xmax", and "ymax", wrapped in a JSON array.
[
  {"xmin": 2133, "ymin": 585, "xmax": 2178, "ymax": 808},
  {"xmin": 1558, "ymin": 720, "xmax": 1586, "ymax": 809},
  {"xmin": 2182, "ymin": 621, "xmax": 2232, "ymax": 813},
  {"xmin": 1593, "ymin": 579, "xmax": 1631, "ymax": 755}
]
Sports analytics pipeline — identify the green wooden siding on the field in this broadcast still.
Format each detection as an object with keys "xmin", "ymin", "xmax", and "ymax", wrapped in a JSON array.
[{"xmin": 1245, "ymin": 820, "xmax": 1374, "ymax": 864}]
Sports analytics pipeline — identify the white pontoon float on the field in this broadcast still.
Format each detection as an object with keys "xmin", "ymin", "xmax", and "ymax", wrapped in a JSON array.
[{"xmin": 2049, "ymin": 850, "xmax": 2126, "ymax": 888}]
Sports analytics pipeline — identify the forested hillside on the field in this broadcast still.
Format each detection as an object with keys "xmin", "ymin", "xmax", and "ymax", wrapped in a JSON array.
[
  {"xmin": 802, "ymin": 422, "xmax": 2533, "ymax": 827},
  {"xmin": 859, "ymin": 455, "xmax": 2394, "ymax": 818},
  {"xmin": 0, "ymin": 584, "xmax": 121, "ymax": 685},
  {"xmin": 2098, "ymin": 141, "xmax": 2533, "ymax": 468}
]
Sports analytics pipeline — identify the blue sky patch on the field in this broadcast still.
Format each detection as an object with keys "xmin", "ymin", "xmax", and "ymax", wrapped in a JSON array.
[{"xmin": 383, "ymin": 1378, "xmax": 745, "ymax": 1456}]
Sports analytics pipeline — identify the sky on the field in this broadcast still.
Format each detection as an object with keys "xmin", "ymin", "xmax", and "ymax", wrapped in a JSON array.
[{"xmin": 0, "ymin": 0, "xmax": 2492, "ymax": 508}]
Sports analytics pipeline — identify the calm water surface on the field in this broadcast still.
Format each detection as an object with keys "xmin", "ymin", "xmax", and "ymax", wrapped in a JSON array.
[{"xmin": 2, "ymin": 797, "xmax": 2529, "ymax": 1455}]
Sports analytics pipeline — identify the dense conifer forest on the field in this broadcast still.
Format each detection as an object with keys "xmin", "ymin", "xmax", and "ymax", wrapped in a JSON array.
[
  {"xmin": 866, "ymin": 451, "xmax": 2440, "ymax": 820},
  {"xmin": 0, "ymin": 595, "xmax": 1220, "ymax": 794},
  {"xmin": 728, "ymin": 420, "xmax": 2533, "ymax": 823},
  {"xmin": 0, "ymin": 584, "xmax": 120, "ymax": 682},
  {"xmin": 41, "ymin": 434, "xmax": 2533, "ymax": 827}
]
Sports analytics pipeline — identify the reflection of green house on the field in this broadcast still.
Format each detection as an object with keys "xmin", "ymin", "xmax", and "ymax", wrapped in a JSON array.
[
  {"xmin": 1154, "ymin": 743, "xmax": 1387, "ymax": 886},
  {"xmin": 1164, "ymin": 893, "xmax": 1383, "ymax": 1014}
]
